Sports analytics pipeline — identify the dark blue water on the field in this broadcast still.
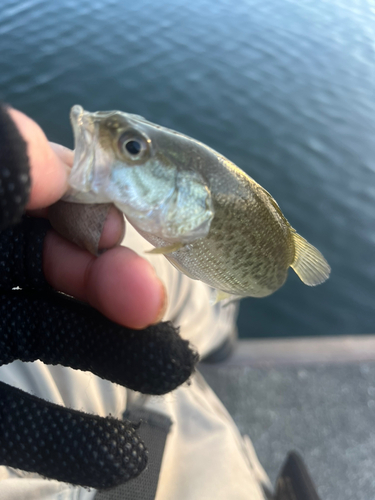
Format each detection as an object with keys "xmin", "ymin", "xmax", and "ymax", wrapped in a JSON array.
[{"xmin": 1, "ymin": 0, "xmax": 374, "ymax": 337}]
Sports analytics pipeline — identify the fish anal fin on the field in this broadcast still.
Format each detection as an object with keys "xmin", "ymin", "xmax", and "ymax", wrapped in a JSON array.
[
  {"xmin": 209, "ymin": 289, "xmax": 239, "ymax": 305},
  {"xmin": 291, "ymin": 232, "xmax": 331, "ymax": 286},
  {"xmin": 146, "ymin": 242, "xmax": 184, "ymax": 255},
  {"xmin": 215, "ymin": 290, "xmax": 233, "ymax": 302}
]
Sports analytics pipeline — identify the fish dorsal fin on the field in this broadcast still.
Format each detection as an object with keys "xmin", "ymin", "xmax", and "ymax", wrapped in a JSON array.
[
  {"xmin": 291, "ymin": 232, "xmax": 331, "ymax": 286},
  {"xmin": 258, "ymin": 185, "xmax": 289, "ymax": 224}
]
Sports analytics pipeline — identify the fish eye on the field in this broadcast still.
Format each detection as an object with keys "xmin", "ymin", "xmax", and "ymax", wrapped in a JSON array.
[
  {"xmin": 125, "ymin": 140, "xmax": 142, "ymax": 155},
  {"xmin": 118, "ymin": 130, "xmax": 149, "ymax": 160}
]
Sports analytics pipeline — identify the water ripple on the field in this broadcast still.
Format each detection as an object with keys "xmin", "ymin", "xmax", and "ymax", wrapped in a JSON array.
[{"xmin": 1, "ymin": 0, "xmax": 374, "ymax": 336}]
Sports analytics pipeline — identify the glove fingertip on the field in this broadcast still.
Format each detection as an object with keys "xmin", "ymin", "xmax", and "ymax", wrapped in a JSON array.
[
  {"xmin": 0, "ymin": 104, "xmax": 31, "ymax": 230},
  {"xmin": 0, "ymin": 382, "xmax": 148, "ymax": 489}
]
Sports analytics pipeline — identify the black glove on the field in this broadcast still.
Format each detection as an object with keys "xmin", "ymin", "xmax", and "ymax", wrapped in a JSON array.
[{"xmin": 0, "ymin": 105, "xmax": 198, "ymax": 489}]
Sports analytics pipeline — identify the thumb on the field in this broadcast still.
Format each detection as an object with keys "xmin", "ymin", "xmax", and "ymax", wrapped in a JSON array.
[{"xmin": 8, "ymin": 108, "xmax": 69, "ymax": 210}]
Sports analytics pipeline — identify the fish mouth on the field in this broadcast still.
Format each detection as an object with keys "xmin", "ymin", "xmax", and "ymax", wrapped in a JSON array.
[
  {"xmin": 68, "ymin": 105, "xmax": 97, "ymax": 194},
  {"xmin": 65, "ymin": 105, "xmax": 120, "ymax": 204},
  {"xmin": 70, "ymin": 105, "xmax": 96, "ymax": 151}
]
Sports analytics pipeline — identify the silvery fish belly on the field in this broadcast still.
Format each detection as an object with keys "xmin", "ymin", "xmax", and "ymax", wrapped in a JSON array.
[{"xmin": 64, "ymin": 105, "xmax": 331, "ymax": 298}]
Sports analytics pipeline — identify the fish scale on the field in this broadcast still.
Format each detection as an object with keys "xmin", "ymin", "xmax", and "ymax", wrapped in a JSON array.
[{"xmin": 162, "ymin": 193, "xmax": 294, "ymax": 297}]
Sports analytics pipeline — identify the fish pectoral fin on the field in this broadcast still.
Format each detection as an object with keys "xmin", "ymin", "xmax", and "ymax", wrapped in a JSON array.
[
  {"xmin": 146, "ymin": 242, "xmax": 184, "ymax": 255},
  {"xmin": 290, "ymin": 232, "xmax": 331, "ymax": 286}
]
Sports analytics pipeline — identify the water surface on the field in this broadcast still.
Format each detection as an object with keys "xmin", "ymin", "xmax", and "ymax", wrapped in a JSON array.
[{"xmin": 1, "ymin": 0, "xmax": 374, "ymax": 337}]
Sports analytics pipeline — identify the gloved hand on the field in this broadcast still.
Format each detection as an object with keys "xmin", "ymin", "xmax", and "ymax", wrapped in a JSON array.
[{"xmin": 0, "ymin": 105, "xmax": 198, "ymax": 489}]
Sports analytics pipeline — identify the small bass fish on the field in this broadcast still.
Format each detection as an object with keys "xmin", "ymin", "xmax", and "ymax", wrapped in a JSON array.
[{"xmin": 63, "ymin": 105, "xmax": 330, "ymax": 298}]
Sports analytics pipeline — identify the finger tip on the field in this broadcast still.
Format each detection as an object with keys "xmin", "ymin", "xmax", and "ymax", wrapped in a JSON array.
[
  {"xmin": 87, "ymin": 247, "xmax": 166, "ymax": 329},
  {"xmin": 43, "ymin": 233, "xmax": 166, "ymax": 329},
  {"xmin": 49, "ymin": 142, "xmax": 74, "ymax": 168},
  {"xmin": 98, "ymin": 206, "xmax": 126, "ymax": 250}
]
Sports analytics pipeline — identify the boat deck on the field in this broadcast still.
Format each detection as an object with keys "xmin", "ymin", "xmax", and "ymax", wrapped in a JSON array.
[{"xmin": 200, "ymin": 336, "xmax": 375, "ymax": 500}]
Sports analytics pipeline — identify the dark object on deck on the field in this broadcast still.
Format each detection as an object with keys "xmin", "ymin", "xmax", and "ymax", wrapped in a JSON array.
[{"xmin": 275, "ymin": 451, "xmax": 321, "ymax": 500}]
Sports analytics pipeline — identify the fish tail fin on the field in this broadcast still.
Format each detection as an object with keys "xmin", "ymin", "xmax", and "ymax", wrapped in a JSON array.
[{"xmin": 290, "ymin": 232, "xmax": 331, "ymax": 286}]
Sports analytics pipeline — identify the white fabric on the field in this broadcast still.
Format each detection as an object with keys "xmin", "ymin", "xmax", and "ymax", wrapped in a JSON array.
[{"xmin": 0, "ymin": 223, "xmax": 271, "ymax": 499}]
